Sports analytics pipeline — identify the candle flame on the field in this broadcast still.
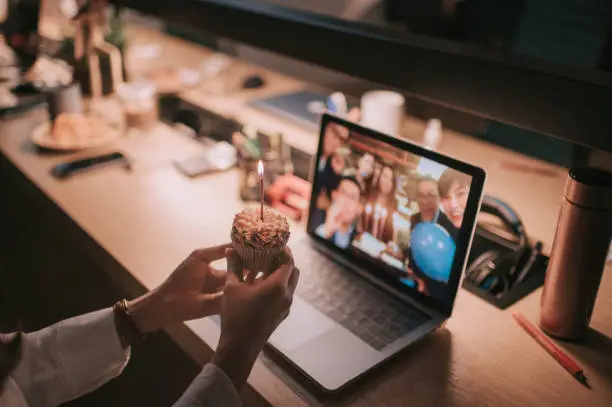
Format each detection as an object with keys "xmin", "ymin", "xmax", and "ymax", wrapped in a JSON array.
[{"xmin": 257, "ymin": 160, "xmax": 264, "ymax": 176}]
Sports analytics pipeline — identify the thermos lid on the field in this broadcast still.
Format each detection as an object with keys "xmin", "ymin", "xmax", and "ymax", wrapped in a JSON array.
[{"xmin": 565, "ymin": 167, "xmax": 612, "ymax": 209}]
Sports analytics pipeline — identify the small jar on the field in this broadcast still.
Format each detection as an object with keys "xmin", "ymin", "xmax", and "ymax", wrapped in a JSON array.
[
  {"xmin": 46, "ymin": 82, "xmax": 84, "ymax": 121},
  {"xmin": 116, "ymin": 81, "xmax": 158, "ymax": 130}
]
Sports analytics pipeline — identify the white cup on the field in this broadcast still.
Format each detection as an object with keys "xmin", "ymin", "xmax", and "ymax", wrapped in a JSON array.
[{"xmin": 360, "ymin": 90, "xmax": 405, "ymax": 137}]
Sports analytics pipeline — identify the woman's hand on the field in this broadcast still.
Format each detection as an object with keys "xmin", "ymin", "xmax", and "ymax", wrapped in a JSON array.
[
  {"xmin": 212, "ymin": 248, "xmax": 299, "ymax": 389},
  {"xmin": 127, "ymin": 244, "xmax": 231, "ymax": 334}
]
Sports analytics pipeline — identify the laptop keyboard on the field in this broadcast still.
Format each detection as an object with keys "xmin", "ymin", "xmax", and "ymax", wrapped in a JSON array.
[{"xmin": 295, "ymin": 248, "xmax": 431, "ymax": 351}]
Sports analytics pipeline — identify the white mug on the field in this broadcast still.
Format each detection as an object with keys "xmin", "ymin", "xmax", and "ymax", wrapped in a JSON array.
[{"xmin": 360, "ymin": 91, "xmax": 405, "ymax": 137}]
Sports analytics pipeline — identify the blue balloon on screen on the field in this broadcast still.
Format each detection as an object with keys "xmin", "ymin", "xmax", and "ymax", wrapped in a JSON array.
[{"xmin": 411, "ymin": 222, "xmax": 456, "ymax": 282}]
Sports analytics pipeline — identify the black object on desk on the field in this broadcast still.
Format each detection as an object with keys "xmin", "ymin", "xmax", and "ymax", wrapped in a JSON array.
[
  {"xmin": 242, "ymin": 74, "xmax": 265, "ymax": 89},
  {"xmin": 159, "ymin": 94, "xmax": 241, "ymax": 140},
  {"xmin": 463, "ymin": 227, "xmax": 548, "ymax": 309},
  {"xmin": 51, "ymin": 152, "xmax": 131, "ymax": 179},
  {"xmin": 46, "ymin": 83, "xmax": 84, "ymax": 121},
  {"xmin": 462, "ymin": 196, "xmax": 548, "ymax": 309}
]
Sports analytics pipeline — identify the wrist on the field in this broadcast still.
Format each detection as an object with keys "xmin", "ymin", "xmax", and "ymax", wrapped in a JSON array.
[
  {"xmin": 127, "ymin": 292, "xmax": 164, "ymax": 334},
  {"xmin": 211, "ymin": 336, "xmax": 263, "ymax": 390}
]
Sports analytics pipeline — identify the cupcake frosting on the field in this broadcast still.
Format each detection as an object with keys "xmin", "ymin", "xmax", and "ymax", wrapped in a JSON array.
[{"xmin": 231, "ymin": 207, "xmax": 290, "ymax": 249}]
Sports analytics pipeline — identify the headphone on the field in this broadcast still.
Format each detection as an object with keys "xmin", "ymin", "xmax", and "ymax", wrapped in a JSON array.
[{"xmin": 465, "ymin": 196, "xmax": 543, "ymax": 295}]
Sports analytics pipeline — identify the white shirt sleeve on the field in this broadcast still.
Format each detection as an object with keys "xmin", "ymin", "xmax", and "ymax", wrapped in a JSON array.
[
  {"xmin": 9, "ymin": 308, "xmax": 130, "ymax": 407},
  {"xmin": 0, "ymin": 377, "xmax": 29, "ymax": 407},
  {"xmin": 171, "ymin": 364, "xmax": 242, "ymax": 407}
]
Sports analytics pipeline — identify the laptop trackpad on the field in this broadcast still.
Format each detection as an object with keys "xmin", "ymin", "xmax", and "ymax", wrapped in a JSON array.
[{"xmin": 270, "ymin": 297, "xmax": 335, "ymax": 351}]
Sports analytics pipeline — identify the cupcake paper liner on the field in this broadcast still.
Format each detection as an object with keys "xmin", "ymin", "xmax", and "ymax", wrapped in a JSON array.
[{"xmin": 232, "ymin": 241, "xmax": 285, "ymax": 274}]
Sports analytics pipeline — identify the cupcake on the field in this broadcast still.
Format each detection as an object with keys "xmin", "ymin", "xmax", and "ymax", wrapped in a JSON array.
[{"xmin": 231, "ymin": 207, "xmax": 290, "ymax": 274}]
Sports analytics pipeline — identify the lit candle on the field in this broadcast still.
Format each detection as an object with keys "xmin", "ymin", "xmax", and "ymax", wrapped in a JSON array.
[
  {"xmin": 373, "ymin": 204, "xmax": 381, "ymax": 240},
  {"xmin": 258, "ymin": 160, "xmax": 264, "ymax": 221},
  {"xmin": 379, "ymin": 207, "xmax": 388, "ymax": 241},
  {"xmin": 365, "ymin": 203, "xmax": 372, "ymax": 231},
  {"xmin": 392, "ymin": 212, "xmax": 400, "ymax": 243}
]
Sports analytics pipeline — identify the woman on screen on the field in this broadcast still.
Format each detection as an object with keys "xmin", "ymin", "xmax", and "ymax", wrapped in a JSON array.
[
  {"xmin": 355, "ymin": 152, "xmax": 375, "ymax": 197},
  {"xmin": 438, "ymin": 168, "xmax": 471, "ymax": 232},
  {"xmin": 363, "ymin": 164, "xmax": 398, "ymax": 243},
  {"xmin": 311, "ymin": 147, "xmax": 351, "ymax": 229}
]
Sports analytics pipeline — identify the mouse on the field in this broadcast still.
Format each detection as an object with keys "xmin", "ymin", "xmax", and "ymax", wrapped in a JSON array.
[{"xmin": 242, "ymin": 74, "xmax": 265, "ymax": 89}]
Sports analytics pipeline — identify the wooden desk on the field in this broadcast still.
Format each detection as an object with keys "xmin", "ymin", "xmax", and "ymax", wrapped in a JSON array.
[{"xmin": 0, "ymin": 107, "xmax": 610, "ymax": 407}]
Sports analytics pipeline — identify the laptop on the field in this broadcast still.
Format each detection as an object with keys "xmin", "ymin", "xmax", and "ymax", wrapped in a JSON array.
[{"xmin": 266, "ymin": 114, "xmax": 486, "ymax": 391}]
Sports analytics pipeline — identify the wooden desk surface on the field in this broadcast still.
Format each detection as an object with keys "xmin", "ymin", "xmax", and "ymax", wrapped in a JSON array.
[
  {"xmin": 3, "ymin": 24, "xmax": 611, "ymax": 407},
  {"xmin": 1, "ymin": 108, "xmax": 611, "ymax": 407}
]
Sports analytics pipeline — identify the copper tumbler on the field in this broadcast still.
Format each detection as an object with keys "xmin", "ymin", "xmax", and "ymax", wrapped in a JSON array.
[{"xmin": 540, "ymin": 168, "xmax": 612, "ymax": 340}]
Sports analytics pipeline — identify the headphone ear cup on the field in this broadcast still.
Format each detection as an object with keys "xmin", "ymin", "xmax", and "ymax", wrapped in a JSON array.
[
  {"xmin": 466, "ymin": 250, "xmax": 499, "ymax": 286},
  {"xmin": 486, "ymin": 253, "xmax": 519, "ymax": 295},
  {"xmin": 467, "ymin": 250, "xmax": 516, "ymax": 294}
]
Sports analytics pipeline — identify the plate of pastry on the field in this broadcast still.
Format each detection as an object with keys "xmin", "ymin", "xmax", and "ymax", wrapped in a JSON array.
[{"xmin": 31, "ymin": 113, "xmax": 121, "ymax": 151}]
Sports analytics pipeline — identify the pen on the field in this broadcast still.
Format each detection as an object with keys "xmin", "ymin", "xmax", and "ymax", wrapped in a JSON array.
[{"xmin": 512, "ymin": 313, "xmax": 590, "ymax": 389}]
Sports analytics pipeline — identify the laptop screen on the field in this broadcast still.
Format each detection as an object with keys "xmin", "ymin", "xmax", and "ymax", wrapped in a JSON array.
[{"xmin": 308, "ymin": 115, "xmax": 485, "ymax": 314}]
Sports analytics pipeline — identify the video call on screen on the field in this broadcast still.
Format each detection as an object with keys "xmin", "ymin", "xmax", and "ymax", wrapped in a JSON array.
[{"xmin": 310, "ymin": 121, "xmax": 473, "ymax": 301}]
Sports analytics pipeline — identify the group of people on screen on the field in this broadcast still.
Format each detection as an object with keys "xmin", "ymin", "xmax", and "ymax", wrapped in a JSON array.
[{"xmin": 311, "ymin": 122, "xmax": 472, "ymax": 298}]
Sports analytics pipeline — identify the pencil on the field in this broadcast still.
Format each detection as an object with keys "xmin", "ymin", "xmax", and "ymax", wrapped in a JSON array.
[{"xmin": 512, "ymin": 313, "xmax": 590, "ymax": 388}]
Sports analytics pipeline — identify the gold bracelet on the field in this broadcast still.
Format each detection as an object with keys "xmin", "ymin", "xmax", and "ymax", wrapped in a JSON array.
[{"xmin": 113, "ymin": 299, "xmax": 147, "ymax": 343}]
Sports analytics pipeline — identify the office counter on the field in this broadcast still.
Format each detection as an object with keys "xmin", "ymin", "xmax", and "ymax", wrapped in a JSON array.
[{"xmin": 0, "ymin": 25, "xmax": 611, "ymax": 407}]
